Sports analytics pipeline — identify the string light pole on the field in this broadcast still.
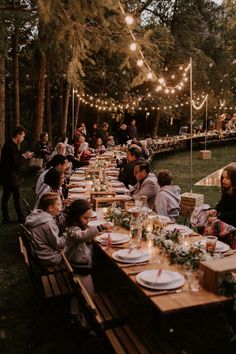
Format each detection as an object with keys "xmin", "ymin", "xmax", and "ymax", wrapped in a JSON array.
[{"xmin": 190, "ymin": 57, "xmax": 193, "ymax": 193}]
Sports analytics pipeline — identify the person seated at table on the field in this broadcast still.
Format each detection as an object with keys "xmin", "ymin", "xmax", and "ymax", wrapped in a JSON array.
[
  {"xmin": 214, "ymin": 164, "xmax": 236, "ymax": 227},
  {"xmin": 35, "ymin": 168, "xmax": 65, "ymax": 209},
  {"xmin": 130, "ymin": 139, "xmax": 149, "ymax": 159},
  {"xmin": 131, "ymin": 162, "xmax": 158, "ymax": 209},
  {"xmin": 35, "ymin": 154, "xmax": 68, "ymax": 195},
  {"xmin": 153, "ymin": 169, "xmax": 181, "ymax": 221},
  {"xmin": 94, "ymin": 137, "xmax": 106, "ymax": 154},
  {"xmin": 26, "ymin": 192, "xmax": 67, "ymax": 266},
  {"xmin": 118, "ymin": 146, "xmax": 143, "ymax": 188},
  {"xmin": 76, "ymin": 135, "xmax": 91, "ymax": 162},
  {"xmin": 64, "ymin": 199, "xmax": 111, "ymax": 294}
]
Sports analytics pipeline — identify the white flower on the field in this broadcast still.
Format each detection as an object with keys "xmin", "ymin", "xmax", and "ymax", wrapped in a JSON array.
[{"xmin": 164, "ymin": 239, "xmax": 173, "ymax": 248}]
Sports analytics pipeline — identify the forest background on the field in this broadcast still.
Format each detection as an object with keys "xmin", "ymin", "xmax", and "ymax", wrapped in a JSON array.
[{"xmin": 0, "ymin": 0, "xmax": 236, "ymax": 150}]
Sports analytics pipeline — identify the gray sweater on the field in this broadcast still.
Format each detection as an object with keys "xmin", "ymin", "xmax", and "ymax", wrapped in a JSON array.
[
  {"xmin": 64, "ymin": 225, "xmax": 101, "ymax": 265},
  {"xmin": 25, "ymin": 209, "xmax": 66, "ymax": 266},
  {"xmin": 153, "ymin": 185, "xmax": 181, "ymax": 221}
]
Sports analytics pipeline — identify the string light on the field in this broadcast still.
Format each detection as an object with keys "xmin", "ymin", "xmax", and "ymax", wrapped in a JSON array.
[
  {"xmin": 192, "ymin": 95, "xmax": 208, "ymax": 110},
  {"xmin": 125, "ymin": 15, "xmax": 134, "ymax": 25}
]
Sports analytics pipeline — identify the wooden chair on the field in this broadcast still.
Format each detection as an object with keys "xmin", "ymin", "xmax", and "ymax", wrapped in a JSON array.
[
  {"xmin": 18, "ymin": 237, "xmax": 76, "ymax": 348},
  {"xmin": 22, "ymin": 198, "xmax": 33, "ymax": 213},
  {"xmin": 61, "ymin": 252, "xmax": 151, "ymax": 354}
]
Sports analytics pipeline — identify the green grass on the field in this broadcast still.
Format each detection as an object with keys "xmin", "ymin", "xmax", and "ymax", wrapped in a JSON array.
[{"xmin": 152, "ymin": 144, "xmax": 236, "ymax": 207}]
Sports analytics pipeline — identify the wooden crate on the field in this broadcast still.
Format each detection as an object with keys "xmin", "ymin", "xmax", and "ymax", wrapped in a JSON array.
[
  {"xmin": 198, "ymin": 150, "xmax": 212, "ymax": 160},
  {"xmin": 200, "ymin": 255, "xmax": 236, "ymax": 294},
  {"xmin": 180, "ymin": 192, "xmax": 204, "ymax": 216}
]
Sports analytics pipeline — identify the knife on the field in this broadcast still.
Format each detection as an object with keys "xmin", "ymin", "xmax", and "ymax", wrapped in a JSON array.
[
  {"xmin": 148, "ymin": 288, "xmax": 184, "ymax": 297},
  {"xmin": 120, "ymin": 261, "xmax": 149, "ymax": 268}
]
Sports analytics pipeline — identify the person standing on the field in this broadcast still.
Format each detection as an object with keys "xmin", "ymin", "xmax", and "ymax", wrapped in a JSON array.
[
  {"xmin": 34, "ymin": 131, "xmax": 52, "ymax": 166},
  {"xmin": 127, "ymin": 119, "xmax": 137, "ymax": 140},
  {"xmin": 0, "ymin": 126, "xmax": 32, "ymax": 223}
]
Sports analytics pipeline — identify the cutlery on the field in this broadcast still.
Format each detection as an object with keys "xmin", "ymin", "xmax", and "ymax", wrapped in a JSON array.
[
  {"xmin": 120, "ymin": 261, "xmax": 149, "ymax": 268},
  {"xmin": 223, "ymin": 250, "xmax": 236, "ymax": 257},
  {"xmin": 127, "ymin": 269, "xmax": 145, "ymax": 275},
  {"xmin": 148, "ymin": 288, "xmax": 184, "ymax": 297}
]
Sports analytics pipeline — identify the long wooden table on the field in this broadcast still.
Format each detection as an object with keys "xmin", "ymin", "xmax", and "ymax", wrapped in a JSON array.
[{"xmin": 95, "ymin": 228, "xmax": 231, "ymax": 314}]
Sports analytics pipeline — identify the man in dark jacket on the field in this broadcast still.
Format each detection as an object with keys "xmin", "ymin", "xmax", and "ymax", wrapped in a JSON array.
[
  {"xmin": 118, "ymin": 147, "xmax": 142, "ymax": 188},
  {"xmin": 0, "ymin": 126, "xmax": 32, "ymax": 223}
]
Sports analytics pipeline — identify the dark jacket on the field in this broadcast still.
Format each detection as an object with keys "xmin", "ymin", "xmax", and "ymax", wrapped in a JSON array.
[
  {"xmin": 34, "ymin": 140, "xmax": 52, "ymax": 163},
  {"xmin": 118, "ymin": 159, "xmax": 139, "ymax": 188},
  {"xmin": 117, "ymin": 129, "xmax": 130, "ymax": 145},
  {"xmin": 127, "ymin": 125, "xmax": 137, "ymax": 139},
  {"xmin": 0, "ymin": 139, "xmax": 24, "ymax": 187},
  {"xmin": 216, "ymin": 191, "xmax": 236, "ymax": 227}
]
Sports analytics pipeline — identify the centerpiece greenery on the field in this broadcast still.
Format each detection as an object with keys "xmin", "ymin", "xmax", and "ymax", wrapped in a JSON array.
[{"xmin": 153, "ymin": 230, "xmax": 208, "ymax": 270}]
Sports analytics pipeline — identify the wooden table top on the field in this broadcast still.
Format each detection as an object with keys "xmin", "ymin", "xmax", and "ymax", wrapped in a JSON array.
[{"xmin": 95, "ymin": 229, "xmax": 231, "ymax": 314}]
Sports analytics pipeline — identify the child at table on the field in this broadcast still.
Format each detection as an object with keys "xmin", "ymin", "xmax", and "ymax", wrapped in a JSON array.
[{"xmin": 64, "ymin": 199, "xmax": 111, "ymax": 294}]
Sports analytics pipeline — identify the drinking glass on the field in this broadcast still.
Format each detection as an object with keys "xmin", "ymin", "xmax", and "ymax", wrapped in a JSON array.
[
  {"xmin": 188, "ymin": 270, "xmax": 203, "ymax": 292},
  {"xmin": 130, "ymin": 225, "xmax": 142, "ymax": 248},
  {"xmin": 96, "ymin": 208, "xmax": 104, "ymax": 222},
  {"xmin": 205, "ymin": 236, "xmax": 217, "ymax": 255},
  {"xmin": 134, "ymin": 197, "xmax": 143, "ymax": 210}
]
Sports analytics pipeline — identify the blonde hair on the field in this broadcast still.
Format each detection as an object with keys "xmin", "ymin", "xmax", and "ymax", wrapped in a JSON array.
[{"xmin": 38, "ymin": 192, "xmax": 60, "ymax": 211}]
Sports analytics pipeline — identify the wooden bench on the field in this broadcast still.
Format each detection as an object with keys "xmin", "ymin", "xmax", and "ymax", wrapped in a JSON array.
[{"xmin": 61, "ymin": 252, "xmax": 152, "ymax": 353}]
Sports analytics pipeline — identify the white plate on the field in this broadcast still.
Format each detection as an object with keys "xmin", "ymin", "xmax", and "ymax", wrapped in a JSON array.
[
  {"xmin": 115, "ymin": 195, "xmax": 132, "ymax": 200},
  {"xmin": 165, "ymin": 224, "xmax": 193, "ymax": 235},
  {"xmin": 99, "ymin": 233, "xmax": 129, "ymax": 242},
  {"xmin": 74, "ymin": 170, "xmax": 85, "ymax": 174},
  {"xmin": 112, "ymin": 252, "xmax": 150, "ymax": 264},
  {"xmin": 128, "ymin": 207, "xmax": 152, "ymax": 214},
  {"xmin": 136, "ymin": 272, "xmax": 185, "ymax": 290},
  {"xmin": 113, "ymin": 187, "xmax": 129, "ymax": 194},
  {"xmin": 195, "ymin": 239, "xmax": 230, "ymax": 253},
  {"xmin": 139, "ymin": 269, "xmax": 181, "ymax": 286},
  {"xmin": 70, "ymin": 176, "xmax": 84, "ymax": 182},
  {"xmin": 96, "ymin": 233, "xmax": 130, "ymax": 245},
  {"xmin": 71, "ymin": 187, "xmax": 86, "ymax": 193},
  {"xmin": 107, "ymin": 176, "xmax": 118, "ymax": 180},
  {"xmin": 111, "ymin": 181, "xmax": 124, "ymax": 187},
  {"xmin": 115, "ymin": 248, "xmax": 149, "ymax": 261},
  {"xmin": 156, "ymin": 215, "xmax": 173, "ymax": 224},
  {"xmin": 88, "ymin": 220, "xmax": 103, "ymax": 227},
  {"xmin": 68, "ymin": 193, "xmax": 89, "ymax": 200}
]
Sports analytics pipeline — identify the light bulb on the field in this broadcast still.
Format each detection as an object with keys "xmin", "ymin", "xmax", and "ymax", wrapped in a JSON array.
[
  {"xmin": 164, "ymin": 88, "xmax": 169, "ymax": 94},
  {"xmin": 147, "ymin": 72, "xmax": 153, "ymax": 80},
  {"xmin": 137, "ymin": 59, "xmax": 144, "ymax": 67},
  {"xmin": 125, "ymin": 15, "xmax": 134, "ymax": 25},
  {"xmin": 129, "ymin": 42, "xmax": 137, "ymax": 51},
  {"xmin": 159, "ymin": 78, "xmax": 165, "ymax": 84},
  {"xmin": 156, "ymin": 85, "xmax": 162, "ymax": 91}
]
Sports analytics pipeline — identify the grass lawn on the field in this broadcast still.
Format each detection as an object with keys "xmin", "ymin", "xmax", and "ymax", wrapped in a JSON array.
[
  {"xmin": 152, "ymin": 144, "xmax": 236, "ymax": 207},
  {"xmin": 0, "ymin": 144, "xmax": 236, "ymax": 354}
]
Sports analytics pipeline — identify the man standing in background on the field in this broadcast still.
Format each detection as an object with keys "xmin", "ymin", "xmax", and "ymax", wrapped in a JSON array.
[{"xmin": 0, "ymin": 126, "xmax": 32, "ymax": 224}]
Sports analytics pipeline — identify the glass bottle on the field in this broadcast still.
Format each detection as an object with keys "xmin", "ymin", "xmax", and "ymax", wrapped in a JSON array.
[{"xmin": 130, "ymin": 212, "xmax": 142, "ymax": 248}]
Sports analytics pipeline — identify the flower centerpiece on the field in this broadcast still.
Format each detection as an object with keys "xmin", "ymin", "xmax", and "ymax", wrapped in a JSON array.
[
  {"xmin": 153, "ymin": 229, "xmax": 208, "ymax": 270},
  {"xmin": 105, "ymin": 203, "xmax": 131, "ymax": 229}
]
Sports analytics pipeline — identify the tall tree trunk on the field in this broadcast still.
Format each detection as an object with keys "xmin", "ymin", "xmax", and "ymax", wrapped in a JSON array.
[
  {"xmin": 74, "ymin": 93, "xmax": 80, "ymax": 129},
  {"xmin": 34, "ymin": 50, "xmax": 46, "ymax": 143},
  {"xmin": 45, "ymin": 77, "xmax": 52, "ymax": 143},
  {"xmin": 58, "ymin": 79, "xmax": 64, "ymax": 134},
  {"xmin": 0, "ymin": 55, "xmax": 5, "ymax": 153},
  {"xmin": 152, "ymin": 110, "xmax": 161, "ymax": 138},
  {"xmin": 13, "ymin": 25, "xmax": 20, "ymax": 126},
  {"xmin": 61, "ymin": 81, "xmax": 70, "ymax": 138}
]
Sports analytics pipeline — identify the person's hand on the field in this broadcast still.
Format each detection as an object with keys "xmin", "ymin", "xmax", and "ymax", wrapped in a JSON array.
[
  {"xmin": 63, "ymin": 198, "xmax": 73, "ymax": 206},
  {"xmin": 23, "ymin": 151, "xmax": 33, "ymax": 159}
]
